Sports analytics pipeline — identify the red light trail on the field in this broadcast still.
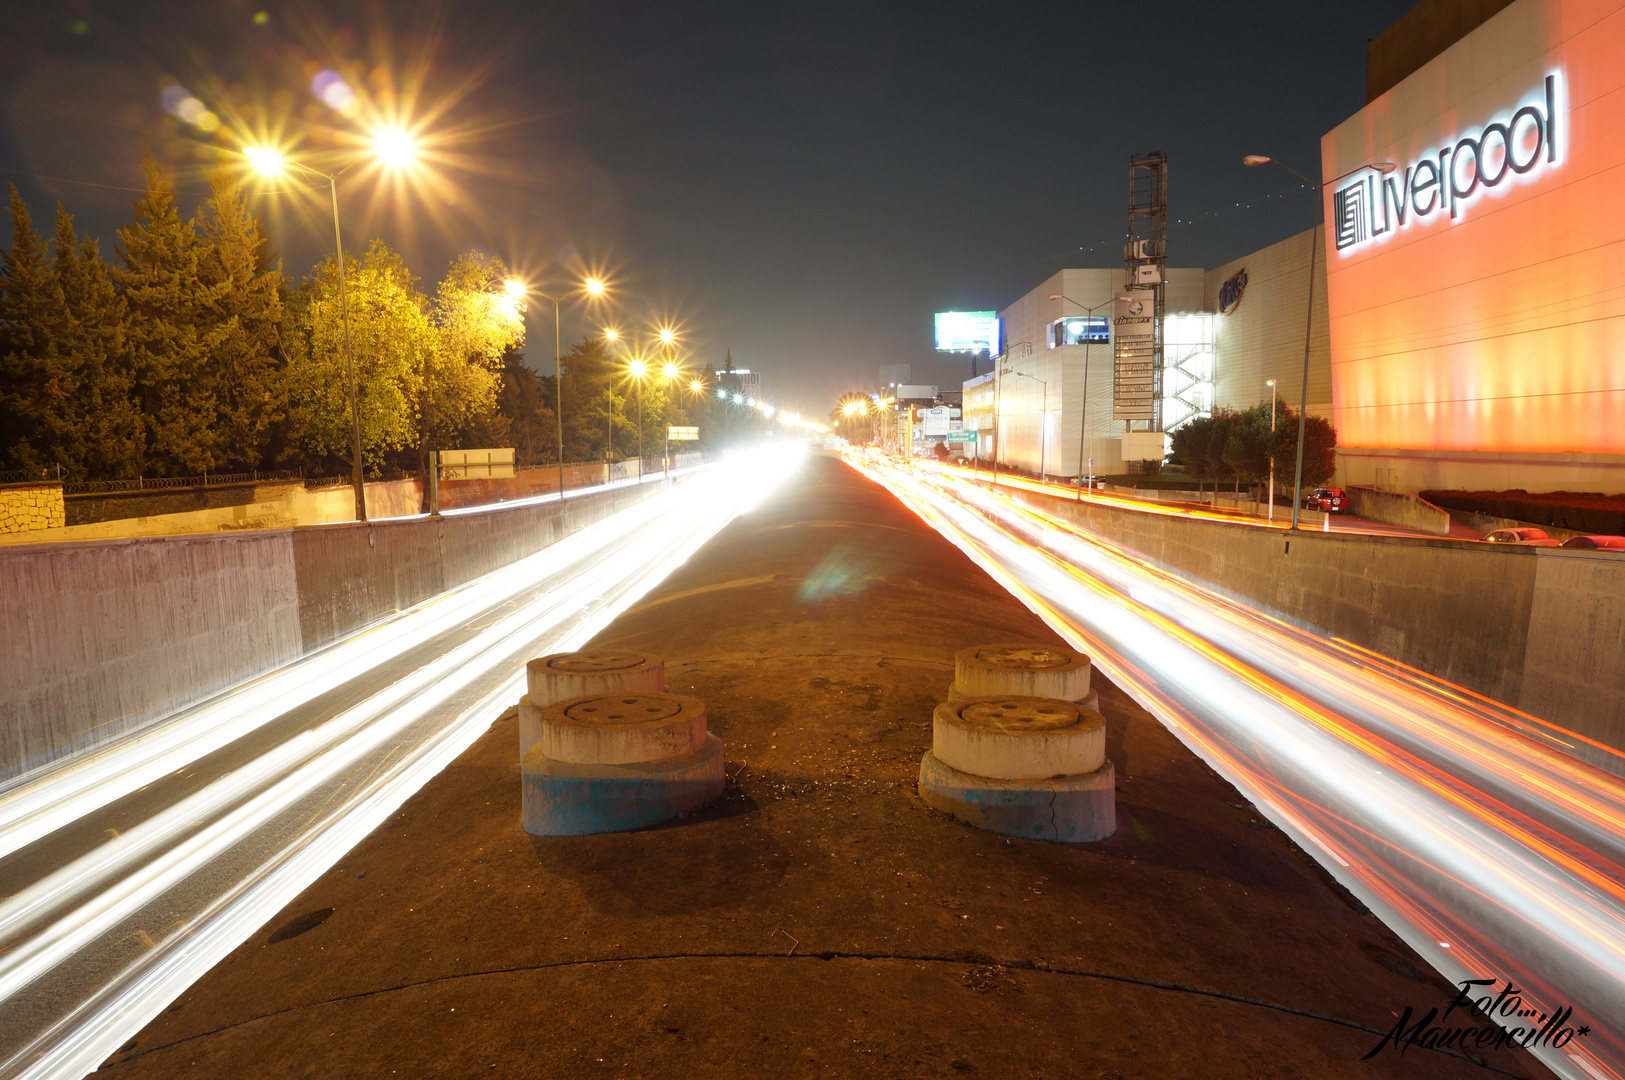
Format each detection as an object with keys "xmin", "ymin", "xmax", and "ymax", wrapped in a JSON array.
[{"xmin": 853, "ymin": 450, "xmax": 1625, "ymax": 1080}]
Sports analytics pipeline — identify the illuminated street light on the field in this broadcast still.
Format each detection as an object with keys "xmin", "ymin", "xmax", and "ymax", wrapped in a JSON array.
[
  {"xmin": 662, "ymin": 362, "xmax": 680, "ymax": 380},
  {"xmin": 659, "ymin": 328, "xmax": 676, "ymax": 346},
  {"xmin": 603, "ymin": 327, "xmax": 619, "ymax": 342},
  {"xmin": 372, "ymin": 127, "xmax": 420, "ymax": 169},
  {"xmin": 242, "ymin": 141, "xmax": 417, "ymax": 522},
  {"xmin": 585, "ymin": 277, "xmax": 606, "ymax": 297},
  {"xmin": 717, "ymin": 387, "xmax": 728, "ymax": 400},
  {"xmin": 504, "ymin": 279, "xmax": 526, "ymax": 299},
  {"xmin": 629, "ymin": 360, "xmax": 648, "ymax": 379},
  {"xmin": 1243, "ymin": 153, "xmax": 1396, "ymax": 529}
]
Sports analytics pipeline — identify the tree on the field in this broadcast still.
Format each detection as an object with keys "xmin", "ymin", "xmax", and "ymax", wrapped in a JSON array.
[
  {"xmin": 1221, "ymin": 402, "xmax": 1274, "ymax": 494},
  {"xmin": 284, "ymin": 240, "xmax": 430, "ymax": 473},
  {"xmin": 493, "ymin": 349, "xmax": 555, "ymax": 464},
  {"xmin": 0, "ymin": 186, "xmax": 73, "ymax": 474},
  {"xmin": 559, "ymin": 335, "xmax": 631, "ymax": 462},
  {"xmin": 423, "ymin": 251, "xmax": 524, "ymax": 472},
  {"xmin": 1269, "ymin": 405, "xmax": 1339, "ymax": 492},
  {"xmin": 53, "ymin": 207, "xmax": 143, "ymax": 479},
  {"xmin": 116, "ymin": 153, "xmax": 232, "ymax": 476},
  {"xmin": 197, "ymin": 173, "xmax": 285, "ymax": 472}
]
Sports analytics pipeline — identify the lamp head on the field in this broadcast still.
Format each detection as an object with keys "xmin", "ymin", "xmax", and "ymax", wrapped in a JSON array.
[
  {"xmin": 372, "ymin": 127, "xmax": 419, "ymax": 169},
  {"xmin": 584, "ymin": 277, "xmax": 606, "ymax": 297},
  {"xmin": 243, "ymin": 146, "xmax": 286, "ymax": 177},
  {"xmin": 504, "ymin": 279, "xmax": 526, "ymax": 298},
  {"xmin": 1243, "ymin": 155, "xmax": 1271, "ymax": 167}
]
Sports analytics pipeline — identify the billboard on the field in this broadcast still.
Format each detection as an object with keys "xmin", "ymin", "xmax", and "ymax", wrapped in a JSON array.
[{"xmin": 935, "ymin": 311, "xmax": 1000, "ymax": 353}]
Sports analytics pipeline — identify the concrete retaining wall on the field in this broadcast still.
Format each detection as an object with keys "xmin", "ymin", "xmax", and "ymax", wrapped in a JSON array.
[
  {"xmin": 995, "ymin": 482, "xmax": 1625, "ymax": 766},
  {"xmin": 0, "ymin": 531, "xmax": 303, "ymax": 782},
  {"xmin": 0, "ymin": 482, "xmax": 65, "ymax": 534},
  {"xmin": 0, "ymin": 478, "xmax": 680, "ymax": 784},
  {"xmin": 1345, "ymin": 486, "xmax": 1451, "ymax": 536}
]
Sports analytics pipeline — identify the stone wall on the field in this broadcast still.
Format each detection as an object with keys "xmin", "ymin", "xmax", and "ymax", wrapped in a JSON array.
[{"xmin": 0, "ymin": 482, "xmax": 65, "ymax": 534}]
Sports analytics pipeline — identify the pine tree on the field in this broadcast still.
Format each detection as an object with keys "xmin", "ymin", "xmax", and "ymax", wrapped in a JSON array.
[
  {"xmin": 198, "ymin": 172, "xmax": 285, "ymax": 471},
  {"xmin": 53, "ymin": 207, "xmax": 143, "ymax": 479},
  {"xmin": 115, "ymin": 153, "xmax": 230, "ymax": 476},
  {"xmin": 0, "ymin": 185, "xmax": 72, "ymax": 474}
]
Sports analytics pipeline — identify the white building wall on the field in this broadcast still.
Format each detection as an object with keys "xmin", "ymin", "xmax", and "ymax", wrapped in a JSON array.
[{"xmin": 985, "ymin": 268, "xmax": 1203, "ymax": 477}]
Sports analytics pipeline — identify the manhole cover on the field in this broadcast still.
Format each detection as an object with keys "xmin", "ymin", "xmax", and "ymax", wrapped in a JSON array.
[
  {"xmin": 975, "ymin": 646, "xmax": 1073, "ymax": 670},
  {"xmin": 958, "ymin": 699, "xmax": 1078, "ymax": 732},
  {"xmin": 563, "ymin": 695, "xmax": 683, "ymax": 725},
  {"xmin": 547, "ymin": 650, "xmax": 649, "ymax": 673}
]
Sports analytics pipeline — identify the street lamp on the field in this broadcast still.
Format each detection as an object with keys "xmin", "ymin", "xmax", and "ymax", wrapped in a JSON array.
[
  {"xmin": 992, "ymin": 342, "xmax": 1031, "ymax": 486},
  {"xmin": 1050, "ymin": 293, "xmax": 1134, "ymax": 499},
  {"xmin": 525, "ymin": 277, "xmax": 604, "ymax": 499},
  {"xmin": 245, "ymin": 138, "xmax": 419, "ymax": 522},
  {"xmin": 1244, "ymin": 154, "xmax": 1395, "ymax": 529},
  {"xmin": 1267, "ymin": 379, "xmax": 1278, "ymax": 521},
  {"xmin": 1006, "ymin": 369, "xmax": 1050, "ymax": 481}
]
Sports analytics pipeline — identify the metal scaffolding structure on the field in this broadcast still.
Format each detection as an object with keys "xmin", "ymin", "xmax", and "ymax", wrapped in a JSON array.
[{"xmin": 1116, "ymin": 151, "xmax": 1168, "ymax": 431}]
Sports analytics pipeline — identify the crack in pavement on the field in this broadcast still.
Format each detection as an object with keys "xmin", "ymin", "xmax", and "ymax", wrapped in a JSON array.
[{"xmin": 106, "ymin": 951, "xmax": 1530, "ymax": 1077}]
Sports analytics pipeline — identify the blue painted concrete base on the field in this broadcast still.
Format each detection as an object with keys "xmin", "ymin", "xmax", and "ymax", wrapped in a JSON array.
[
  {"xmin": 917, "ymin": 751, "xmax": 1116, "ymax": 843},
  {"xmin": 522, "ymin": 734, "xmax": 726, "ymax": 836}
]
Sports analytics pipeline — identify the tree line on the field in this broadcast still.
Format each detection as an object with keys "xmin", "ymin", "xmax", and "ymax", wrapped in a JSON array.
[
  {"xmin": 0, "ymin": 156, "xmax": 728, "ymax": 484},
  {"xmin": 1168, "ymin": 403, "xmax": 1337, "ymax": 497}
]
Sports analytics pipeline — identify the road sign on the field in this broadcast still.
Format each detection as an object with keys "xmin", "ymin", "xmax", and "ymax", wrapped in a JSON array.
[
  {"xmin": 667, "ymin": 426, "xmax": 700, "ymax": 441},
  {"xmin": 436, "ymin": 447, "xmax": 515, "ymax": 478},
  {"xmin": 944, "ymin": 431, "xmax": 977, "ymax": 443}
]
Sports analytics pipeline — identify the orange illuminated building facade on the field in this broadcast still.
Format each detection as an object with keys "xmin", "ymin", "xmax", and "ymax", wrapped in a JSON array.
[{"xmin": 1322, "ymin": 0, "xmax": 1625, "ymax": 494}]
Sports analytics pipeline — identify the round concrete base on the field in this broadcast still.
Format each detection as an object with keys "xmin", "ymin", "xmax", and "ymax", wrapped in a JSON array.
[
  {"xmin": 949, "ymin": 684, "xmax": 1099, "ymax": 713},
  {"xmin": 522, "ymin": 734, "xmax": 726, "ymax": 836},
  {"xmin": 917, "ymin": 751, "xmax": 1115, "ymax": 843}
]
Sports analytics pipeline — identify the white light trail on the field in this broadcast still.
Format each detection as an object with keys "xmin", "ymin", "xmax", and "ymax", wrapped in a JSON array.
[
  {"xmin": 854, "ymin": 452, "xmax": 1625, "ymax": 1080},
  {"xmin": 0, "ymin": 450, "xmax": 796, "ymax": 1080}
]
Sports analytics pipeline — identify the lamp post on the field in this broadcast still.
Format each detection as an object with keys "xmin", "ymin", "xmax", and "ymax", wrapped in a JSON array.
[
  {"xmin": 244, "ymin": 149, "xmax": 395, "ymax": 522},
  {"xmin": 533, "ymin": 276, "xmax": 604, "ymax": 500},
  {"xmin": 992, "ymin": 341, "xmax": 1031, "ymax": 486},
  {"xmin": 1243, "ymin": 155, "xmax": 1395, "ymax": 529},
  {"xmin": 1267, "ymin": 378, "xmax": 1277, "ymax": 522},
  {"xmin": 1008, "ymin": 370, "xmax": 1050, "ymax": 481},
  {"xmin": 1049, "ymin": 293, "xmax": 1134, "ymax": 499}
]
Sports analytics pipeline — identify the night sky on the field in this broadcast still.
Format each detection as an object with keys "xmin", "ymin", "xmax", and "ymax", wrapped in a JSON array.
[{"xmin": 0, "ymin": 0, "xmax": 1419, "ymax": 413}]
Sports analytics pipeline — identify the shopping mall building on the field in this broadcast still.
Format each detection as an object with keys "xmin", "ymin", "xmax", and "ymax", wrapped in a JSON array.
[{"xmin": 973, "ymin": 0, "xmax": 1624, "ymax": 494}]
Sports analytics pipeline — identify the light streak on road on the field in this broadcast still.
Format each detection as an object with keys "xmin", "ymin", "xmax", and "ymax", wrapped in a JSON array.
[
  {"xmin": 852, "ymin": 451, "xmax": 1625, "ymax": 1080},
  {"xmin": 926, "ymin": 459, "xmax": 1458, "ymax": 539},
  {"xmin": 0, "ymin": 450, "xmax": 795, "ymax": 1080}
]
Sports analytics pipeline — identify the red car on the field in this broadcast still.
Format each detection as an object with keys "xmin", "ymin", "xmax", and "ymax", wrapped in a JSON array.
[{"xmin": 1304, "ymin": 487, "xmax": 1348, "ymax": 513}]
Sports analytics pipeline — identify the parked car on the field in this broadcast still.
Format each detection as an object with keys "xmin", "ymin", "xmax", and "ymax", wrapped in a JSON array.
[
  {"xmin": 1484, "ymin": 527, "xmax": 1563, "ymax": 547},
  {"xmin": 1304, "ymin": 487, "xmax": 1348, "ymax": 513},
  {"xmin": 1560, "ymin": 535, "xmax": 1625, "ymax": 551}
]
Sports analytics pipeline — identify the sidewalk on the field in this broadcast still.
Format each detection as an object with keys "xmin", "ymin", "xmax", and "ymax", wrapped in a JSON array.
[{"xmin": 99, "ymin": 455, "xmax": 1549, "ymax": 1079}]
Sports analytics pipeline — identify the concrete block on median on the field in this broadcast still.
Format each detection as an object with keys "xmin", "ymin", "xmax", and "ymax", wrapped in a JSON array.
[
  {"xmin": 917, "ymin": 751, "xmax": 1115, "ymax": 843},
  {"xmin": 522, "ymin": 733, "xmax": 726, "ymax": 836}
]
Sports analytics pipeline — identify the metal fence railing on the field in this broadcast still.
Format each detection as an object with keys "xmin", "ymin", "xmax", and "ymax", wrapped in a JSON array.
[{"xmin": 61, "ymin": 470, "xmax": 304, "ymax": 496}]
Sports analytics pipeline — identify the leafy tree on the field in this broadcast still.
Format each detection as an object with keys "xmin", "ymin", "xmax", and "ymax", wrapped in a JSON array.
[
  {"xmin": 198, "ymin": 173, "xmax": 285, "ymax": 471},
  {"xmin": 0, "ymin": 186, "xmax": 73, "ymax": 474},
  {"xmin": 1269, "ymin": 405, "xmax": 1339, "ymax": 491},
  {"xmin": 284, "ymin": 240, "xmax": 430, "ymax": 473},
  {"xmin": 423, "ymin": 251, "xmax": 524, "ymax": 471},
  {"xmin": 115, "ymin": 153, "xmax": 231, "ymax": 476},
  {"xmin": 1221, "ymin": 402, "xmax": 1274, "ymax": 493},
  {"xmin": 52, "ymin": 207, "xmax": 143, "ymax": 479}
]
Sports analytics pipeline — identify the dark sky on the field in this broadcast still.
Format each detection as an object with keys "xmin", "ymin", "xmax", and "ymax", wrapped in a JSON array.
[{"xmin": 0, "ymin": 0, "xmax": 1419, "ymax": 414}]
